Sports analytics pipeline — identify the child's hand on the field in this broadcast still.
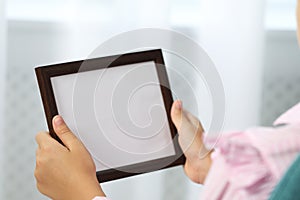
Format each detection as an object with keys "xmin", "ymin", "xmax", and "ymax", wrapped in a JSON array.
[
  {"xmin": 34, "ymin": 116, "xmax": 105, "ymax": 200},
  {"xmin": 171, "ymin": 100, "xmax": 212, "ymax": 184}
]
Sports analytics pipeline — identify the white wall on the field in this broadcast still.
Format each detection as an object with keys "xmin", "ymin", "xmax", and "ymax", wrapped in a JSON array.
[
  {"xmin": 198, "ymin": 0, "xmax": 265, "ymax": 130},
  {"xmin": 0, "ymin": 0, "xmax": 6, "ymax": 199}
]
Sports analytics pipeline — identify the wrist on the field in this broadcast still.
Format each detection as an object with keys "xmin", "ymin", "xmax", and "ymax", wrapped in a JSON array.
[
  {"xmin": 77, "ymin": 177, "xmax": 106, "ymax": 200},
  {"xmin": 184, "ymin": 150, "xmax": 212, "ymax": 184}
]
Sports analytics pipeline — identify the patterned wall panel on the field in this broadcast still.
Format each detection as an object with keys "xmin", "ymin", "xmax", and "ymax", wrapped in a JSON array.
[
  {"xmin": 261, "ymin": 31, "xmax": 300, "ymax": 126},
  {"xmin": 3, "ymin": 21, "xmax": 71, "ymax": 200}
]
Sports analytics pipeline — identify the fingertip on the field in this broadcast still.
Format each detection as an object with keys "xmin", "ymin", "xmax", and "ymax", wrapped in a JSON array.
[
  {"xmin": 171, "ymin": 100, "xmax": 183, "ymax": 127},
  {"xmin": 52, "ymin": 115, "xmax": 64, "ymax": 128},
  {"xmin": 171, "ymin": 100, "xmax": 182, "ymax": 115},
  {"xmin": 51, "ymin": 115, "xmax": 77, "ymax": 149},
  {"xmin": 52, "ymin": 115, "xmax": 70, "ymax": 136},
  {"xmin": 175, "ymin": 100, "xmax": 182, "ymax": 110}
]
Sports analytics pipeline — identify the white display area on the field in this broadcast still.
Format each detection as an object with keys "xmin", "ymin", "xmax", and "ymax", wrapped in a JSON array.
[{"xmin": 51, "ymin": 61, "xmax": 175, "ymax": 171}]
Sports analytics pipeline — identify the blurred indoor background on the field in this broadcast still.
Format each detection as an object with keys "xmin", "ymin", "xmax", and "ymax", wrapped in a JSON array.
[{"xmin": 0, "ymin": 0, "xmax": 299, "ymax": 199}]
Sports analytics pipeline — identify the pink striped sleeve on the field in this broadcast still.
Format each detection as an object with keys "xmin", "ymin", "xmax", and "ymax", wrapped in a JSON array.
[{"xmin": 202, "ymin": 123, "xmax": 300, "ymax": 200}]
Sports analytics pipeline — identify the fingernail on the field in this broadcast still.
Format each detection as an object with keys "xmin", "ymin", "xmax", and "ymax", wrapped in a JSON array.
[
  {"xmin": 54, "ymin": 115, "xmax": 64, "ymax": 126},
  {"xmin": 175, "ymin": 100, "xmax": 182, "ymax": 110}
]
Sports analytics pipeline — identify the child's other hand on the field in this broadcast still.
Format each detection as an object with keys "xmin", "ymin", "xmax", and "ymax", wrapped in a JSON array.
[
  {"xmin": 35, "ymin": 116, "xmax": 105, "ymax": 200},
  {"xmin": 171, "ymin": 100, "xmax": 212, "ymax": 184}
]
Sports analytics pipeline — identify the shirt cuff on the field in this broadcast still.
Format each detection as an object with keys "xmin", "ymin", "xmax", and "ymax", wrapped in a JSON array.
[{"xmin": 92, "ymin": 197, "xmax": 108, "ymax": 200}]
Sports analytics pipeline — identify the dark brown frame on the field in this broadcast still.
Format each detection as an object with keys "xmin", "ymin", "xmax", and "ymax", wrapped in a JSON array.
[{"xmin": 35, "ymin": 49, "xmax": 186, "ymax": 183}]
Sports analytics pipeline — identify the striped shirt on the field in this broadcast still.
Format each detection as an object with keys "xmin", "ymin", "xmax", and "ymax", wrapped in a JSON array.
[{"xmin": 201, "ymin": 102, "xmax": 300, "ymax": 200}]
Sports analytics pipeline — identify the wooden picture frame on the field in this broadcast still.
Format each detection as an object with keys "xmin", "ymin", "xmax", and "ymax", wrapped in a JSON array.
[{"xmin": 35, "ymin": 49, "xmax": 185, "ymax": 182}]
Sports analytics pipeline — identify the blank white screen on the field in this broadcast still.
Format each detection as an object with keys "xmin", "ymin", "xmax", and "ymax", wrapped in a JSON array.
[{"xmin": 51, "ymin": 61, "xmax": 176, "ymax": 171}]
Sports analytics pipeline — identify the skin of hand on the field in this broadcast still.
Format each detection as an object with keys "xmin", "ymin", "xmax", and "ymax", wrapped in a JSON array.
[
  {"xmin": 34, "ymin": 115, "xmax": 105, "ymax": 200},
  {"xmin": 171, "ymin": 100, "xmax": 212, "ymax": 184}
]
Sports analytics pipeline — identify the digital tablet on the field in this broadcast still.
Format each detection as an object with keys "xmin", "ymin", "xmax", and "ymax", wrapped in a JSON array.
[{"xmin": 35, "ymin": 49, "xmax": 185, "ymax": 182}]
